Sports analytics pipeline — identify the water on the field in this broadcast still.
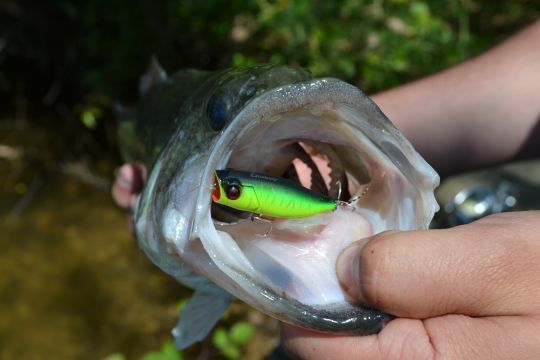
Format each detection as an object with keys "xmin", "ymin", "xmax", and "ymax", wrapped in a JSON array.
[{"xmin": 0, "ymin": 125, "xmax": 278, "ymax": 359}]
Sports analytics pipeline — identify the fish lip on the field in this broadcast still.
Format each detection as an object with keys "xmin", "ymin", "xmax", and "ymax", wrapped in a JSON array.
[{"xmin": 194, "ymin": 77, "xmax": 439, "ymax": 333}]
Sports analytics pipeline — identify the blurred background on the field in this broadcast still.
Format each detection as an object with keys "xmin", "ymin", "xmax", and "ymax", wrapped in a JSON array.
[{"xmin": 1, "ymin": 1, "xmax": 539, "ymax": 359}]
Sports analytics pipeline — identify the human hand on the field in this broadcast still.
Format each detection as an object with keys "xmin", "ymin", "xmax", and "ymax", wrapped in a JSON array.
[
  {"xmin": 111, "ymin": 163, "xmax": 147, "ymax": 229},
  {"xmin": 283, "ymin": 211, "xmax": 540, "ymax": 359}
]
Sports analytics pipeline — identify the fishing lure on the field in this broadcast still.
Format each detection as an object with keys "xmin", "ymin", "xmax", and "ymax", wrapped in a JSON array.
[{"xmin": 212, "ymin": 169, "xmax": 358, "ymax": 219}]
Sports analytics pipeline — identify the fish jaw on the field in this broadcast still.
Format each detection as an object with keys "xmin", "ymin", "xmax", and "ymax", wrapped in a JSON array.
[{"xmin": 179, "ymin": 77, "xmax": 439, "ymax": 334}]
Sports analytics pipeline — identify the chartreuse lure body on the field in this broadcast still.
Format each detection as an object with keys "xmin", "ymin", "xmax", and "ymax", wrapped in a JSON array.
[{"xmin": 212, "ymin": 169, "xmax": 338, "ymax": 218}]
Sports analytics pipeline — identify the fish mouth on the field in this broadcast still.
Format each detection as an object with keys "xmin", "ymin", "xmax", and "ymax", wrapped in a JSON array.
[{"xmin": 196, "ymin": 78, "xmax": 438, "ymax": 333}]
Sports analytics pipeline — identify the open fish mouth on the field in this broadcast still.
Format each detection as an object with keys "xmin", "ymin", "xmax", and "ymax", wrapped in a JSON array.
[{"xmin": 192, "ymin": 78, "xmax": 439, "ymax": 333}]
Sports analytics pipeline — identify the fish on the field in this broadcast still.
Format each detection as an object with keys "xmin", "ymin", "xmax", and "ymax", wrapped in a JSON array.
[{"xmin": 117, "ymin": 59, "xmax": 440, "ymax": 349}]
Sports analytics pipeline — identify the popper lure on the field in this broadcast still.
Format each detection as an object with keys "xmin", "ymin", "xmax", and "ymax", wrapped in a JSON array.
[{"xmin": 212, "ymin": 169, "xmax": 352, "ymax": 218}]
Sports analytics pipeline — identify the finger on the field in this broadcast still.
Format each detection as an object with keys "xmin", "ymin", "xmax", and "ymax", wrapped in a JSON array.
[
  {"xmin": 111, "ymin": 163, "xmax": 147, "ymax": 210},
  {"xmin": 282, "ymin": 315, "xmax": 540, "ymax": 359},
  {"xmin": 424, "ymin": 314, "xmax": 540, "ymax": 359},
  {"xmin": 282, "ymin": 324, "xmax": 374, "ymax": 360},
  {"xmin": 336, "ymin": 211, "xmax": 540, "ymax": 318},
  {"xmin": 282, "ymin": 319, "xmax": 437, "ymax": 360}
]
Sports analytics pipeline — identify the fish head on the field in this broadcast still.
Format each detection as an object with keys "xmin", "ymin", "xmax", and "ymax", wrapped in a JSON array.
[{"xmin": 133, "ymin": 65, "xmax": 439, "ymax": 335}]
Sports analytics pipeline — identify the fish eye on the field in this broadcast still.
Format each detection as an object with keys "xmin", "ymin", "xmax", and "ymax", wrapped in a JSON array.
[
  {"xmin": 207, "ymin": 94, "xmax": 231, "ymax": 131},
  {"xmin": 225, "ymin": 183, "xmax": 241, "ymax": 200}
]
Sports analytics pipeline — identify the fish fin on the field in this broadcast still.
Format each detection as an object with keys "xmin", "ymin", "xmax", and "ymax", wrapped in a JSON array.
[
  {"xmin": 139, "ymin": 56, "xmax": 168, "ymax": 95},
  {"xmin": 172, "ymin": 287, "xmax": 233, "ymax": 349}
]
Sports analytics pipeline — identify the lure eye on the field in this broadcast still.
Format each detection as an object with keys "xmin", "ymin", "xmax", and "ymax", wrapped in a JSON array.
[
  {"xmin": 225, "ymin": 184, "xmax": 241, "ymax": 200},
  {"xmin": 207, "ymin": 94, "xmax": 231, "ymax": 131}
]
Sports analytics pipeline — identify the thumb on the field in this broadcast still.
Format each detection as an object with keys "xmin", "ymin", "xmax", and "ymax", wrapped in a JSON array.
[{"xmin": 336, "ymin": 212, "xmax": 540, "ymax": 318}]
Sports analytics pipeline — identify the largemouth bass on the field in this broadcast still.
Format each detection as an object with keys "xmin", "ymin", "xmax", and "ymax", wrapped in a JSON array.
[{"xmin": 118, "ymin": 60, "xmax": 439, "ymax": 349}]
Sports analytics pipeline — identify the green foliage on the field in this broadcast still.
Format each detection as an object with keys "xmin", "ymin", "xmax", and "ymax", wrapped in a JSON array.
[
  {"xmin": 140, "ymin": 341, "xmax": 183, "ymax": 360},
  {"xmin": 3, "ymin": 0, "xmax": 539, "ymax": 112},
  {"xmin": 80, "ymin": 107, "xmax": 101, "ymax": 129},
  {"xmin": 75, "ymin": 94, "xmax": 110, "ymax": 129},
  {"xmin": 74, "ymin": 0, "xmax": 540, "ymax": 94},
  {"xmin": 177, "ymin": 298, "xmax": 189, "ymax": 312},
  {"xmin": 225, "ymin": 0, "xmax": 539, "ymax": 91},
  {"xmin": 212, "ymin": 321, "xmax": 255, "ymax": 359},
  {"xmin": 229, "ymin": 321, "xmax": 255, "ymax": 344},
  {"xmin": 103, "ymin": 341, "xmax": 183, "ymax": 360}
]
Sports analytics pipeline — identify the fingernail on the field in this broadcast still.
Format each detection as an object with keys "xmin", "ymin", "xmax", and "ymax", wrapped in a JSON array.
[{"xmin": 336, "ymin": 238, "xmax": 370, "ymax": 302}]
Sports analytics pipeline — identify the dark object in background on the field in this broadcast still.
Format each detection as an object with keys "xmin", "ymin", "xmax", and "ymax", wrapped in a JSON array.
[
  {"xmin": 2, "ymin": 1, "xmax": 540, "ymax": 119},
  {"xmin": 433, "ymin": 159, "xmax": 540, "ymax": 227}
]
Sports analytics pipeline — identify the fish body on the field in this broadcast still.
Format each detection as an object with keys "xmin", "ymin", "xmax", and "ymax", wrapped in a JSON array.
[
  {"xmin": 213, "ymin": 169, "xmax": 337, "ymax": 218},
  {"xmin": 119, "ymin": 60, "xmax": 439, "ymax": 348}
]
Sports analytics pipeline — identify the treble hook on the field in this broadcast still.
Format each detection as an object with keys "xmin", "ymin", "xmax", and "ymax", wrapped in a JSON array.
[{"xmin": 251, "ymin": 214, "xmax": 273, "ymax": 237}]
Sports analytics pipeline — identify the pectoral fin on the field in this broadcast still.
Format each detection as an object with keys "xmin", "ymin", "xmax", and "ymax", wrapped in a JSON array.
[{"xmin": 172, "ymin": 287, "xmax": 233, "ymax": 349}]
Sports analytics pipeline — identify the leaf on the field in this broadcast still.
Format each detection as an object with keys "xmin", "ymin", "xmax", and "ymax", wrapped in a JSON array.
[
  {"xmin": 229, "ymin": 322, "xmax": 254, "ymax": 345},
  {"xmin": 160, "ymin": 341, "xmax": 182, "ymax": 360},
  {"xmin": 177, "ymin": 298, "xmax": 189, "ymax": 312},
  {"xmin": 140, "ymin": 341, "xmax": 182, "ymax": 360},
  {"xmin": 221, "ymin": 345, "xmax": 241, "ymax": 360},
  {"xmin": 140, "ymin": 351, "xmax": 161, "ymax": 360},
  {"xmin": 213, "ymin": 327, "xmax": 242, "ymax": 360},
  {"xmin": 81, "ymin": 109, "xmax": 98, "ymax": 129},
  {"xmin": 212, "ymin": 327, "xmax": 230, "ymax": 350}
]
